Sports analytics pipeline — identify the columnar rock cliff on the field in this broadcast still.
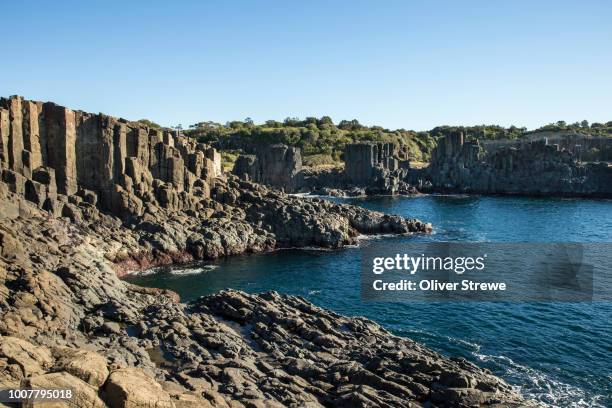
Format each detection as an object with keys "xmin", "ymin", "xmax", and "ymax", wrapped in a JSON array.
[
  {"xmin": 302, "ymin": 143, "xmax": 415, "ymax": 196},
  {"xmin": 344, "ymin": 142, "xmax": 399, "ymax": 183},
  {"xmin": 0, "ymin": 96, "xmax": 433, "ymax": 266},
  {"xmin": 232, "ymin": 144, "xmax": 302, "ymax": 192},
  {"xmin": 342, "ymin": 142, "xmax": 412, "ymax": 195},
  {"xmin": 233, "ymin": 142, "xmax": 415, "ymax": 196},
  {"xmin": 0, "ymin": 95, "xmax": 223, "ymax": 221},
  {"xmin": 426, "ymin": 131, "xmax": 612, "ymax": 196}
]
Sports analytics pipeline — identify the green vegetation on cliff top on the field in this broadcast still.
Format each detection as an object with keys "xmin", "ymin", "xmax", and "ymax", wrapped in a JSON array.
[{"xmin": 183, "ymin": 118, "xmax": 612, "ymax": 166}]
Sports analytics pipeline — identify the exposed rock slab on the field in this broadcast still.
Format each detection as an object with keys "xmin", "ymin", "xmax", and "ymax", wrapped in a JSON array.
[{"xmin": 105, "ymin": 368, "xmax": 175, "ymax": 408}]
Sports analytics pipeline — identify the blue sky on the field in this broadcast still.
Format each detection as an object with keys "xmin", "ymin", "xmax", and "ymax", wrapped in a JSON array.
[{"xmin": 2, "ymin": 1, "xmax": 611, "ymax": 130}]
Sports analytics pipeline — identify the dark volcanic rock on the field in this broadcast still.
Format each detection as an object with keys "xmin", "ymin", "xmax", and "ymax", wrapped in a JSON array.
[
  {"xmin": 0, "ymin": 206, "xmax": 530, "ymax": 407},
  {"xmin": 233, "ymin": 142, "xmax": 419, "ymax": 196},
  {"xmin": 232, "ymin": 144, "xmax": 303, "ymax": 192},
  {"xmin": 422, "ymin": 131, "xmax": 612, "ymax": 197},
  {"xmin": 0, "ymin": 96, "xmax": 530, "ymax": 407},
  {"xmin": 0, "ymin": 95, "xmax": 431, "ymax": 267}
]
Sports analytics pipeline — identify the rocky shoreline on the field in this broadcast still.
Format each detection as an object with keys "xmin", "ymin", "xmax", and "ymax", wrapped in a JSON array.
[
  {"xmin": 0, "ymin": 96, "xmax": 531, "ymax": 407},
  {"xmin": 0, "ymin": 184, "xmax": 533, "ymax": 407}
]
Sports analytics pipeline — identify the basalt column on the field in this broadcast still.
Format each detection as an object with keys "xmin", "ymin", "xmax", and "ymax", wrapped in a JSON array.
[
  {"xmin": 22, "ymin": 100, "xmax": 44, "ymax": 171},
  {"xmin": 0, "ymin": 96, "xmax": 25, "ymax": 173},
  {"xmin": 232, "ymin": 144, "xmax": 303, "ymax": 192},
  {"xmin": 1, "ymin": 95, "xmax": 225, "ymax": 217},
  {"xmin": 75, "ymin": 113, "xmax": 114, "ymax": 197},
  {"xmin": 43, "ymin": 103, "xmax": 78, "ymax": 196},
  {"xmin": 148, "ymin": 129, "xmax": 163, "ymax": 179},
  {"xmin": 344, "ymin": 142, "xmax": 401, "ymax": 186},
  {"xmin": 127, "ymin": 126, "xmax": 150, "ymax": 169},
  {"xmin": 0, "ymin": 107, "xmax": 9, "ymax": 169}
]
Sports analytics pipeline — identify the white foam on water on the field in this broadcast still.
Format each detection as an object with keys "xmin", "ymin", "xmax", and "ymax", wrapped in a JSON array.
[
  {"xmin": 356, "ymin": 233, "xmax": 399, "ymax": 240},
  {"xmin": 446, "ymin": 336, "xmax": 481, "ymax": 352},
  {"xmin": 308, "ymin": 290, "xmax": 322, "ymax": 295},
  {"xmin": 169, "ymin": 265, "xmax": 218, "ymax": 276},
  {"xmin": 473, "ymin": 353, "xmax": 606, "ymax": 408},
  {"xmin": 297, "ymin": 246, "xmax": 334, "ymax": 252},
  {"xmin": 131, "ymin": 267, "xmax": 162, "ymax": 277}
]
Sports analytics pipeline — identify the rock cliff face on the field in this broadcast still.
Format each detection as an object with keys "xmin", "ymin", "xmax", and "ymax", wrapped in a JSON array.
[
  {"xmin": 232, "ymin": 144, "xmax": 302, "ymax": 192},
  {"xmin": 342, "ymin": 142, "xmax": 412, "ymax": 195},
  {"xmin": 1, "ymin": 95, "xmax": 429, "ymax": 264},
  {"xmin": 234, "ymin": 142, "xmax": 415, "ymax": 196},
  {"xmin": 0, "ymin": 95, "xmax": 222, "ymax": 220},
  {"xmin": 481, "ymin": 131, "xmax": 612, "ymax": 162},
  {"xmin": 425, "ymin": 131, "xmax": 612, "ymax": 196},
  {"xmin": 344, "ymin": 142, "xmax": 399, "ymax": 183}
]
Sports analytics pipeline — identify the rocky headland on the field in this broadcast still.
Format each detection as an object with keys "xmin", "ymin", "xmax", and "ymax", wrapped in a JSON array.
[
  {"xmin": 231, "ymin": 130, "xmax": 612, "ymax": 198},
  {"xmin": 0, "ymin": 96, "xmax": 531, "ymax": 407},
  {"xmin": 233, "ymin": 142, "xmax": 418, "ymax": 197},
  {"xmin": 421, "ymin": 131, "xmax": 612, "ymax": 197}
]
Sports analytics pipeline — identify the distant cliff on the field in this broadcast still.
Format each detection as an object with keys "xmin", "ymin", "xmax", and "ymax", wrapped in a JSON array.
[
  {"xmin": 232, "ymin": 142, "xmax": 416, "ymax": 196},
  {"xmin": 230, "ymin": 133, "xmax": 612, "ymax": 198},
  {"xmin": 424, "ymin": 131, "xmax": 612, "ymax": 197},
  {"xmin": 232, "ymin": 144, "xmax": 303, "ymax": 192}
]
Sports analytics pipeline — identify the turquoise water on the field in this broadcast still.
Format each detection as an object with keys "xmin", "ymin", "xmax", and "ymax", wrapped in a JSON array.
[{"xmin": 127, "ymin": 195, "xmax": 612, "ymax": 407}]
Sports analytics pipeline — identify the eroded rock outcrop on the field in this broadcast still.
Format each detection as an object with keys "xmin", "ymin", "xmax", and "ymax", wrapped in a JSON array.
[
  {"xmin": 340, "ymin": 142, "xmax": 414, "ymax": 195},
  {"xmin": 232, "ymin": 144, "xmax": 303, "ymax": 192},
  {"xmin": 234, "ymin": 142, "xmax": 417, "ymax": 196},
  {"xmin": 0, "ymin": 95, "xmax": 222, "ymax": 221},
  {"xmin": 0, "ymin": 96, "xmax": 429, "ymax": 267},
  {"xmin": 0, "ymin": 205, "xmax": 530, "ymax": 407},
  {"xmin": 424, "ymin": 131, "xmax": 612, "ymax": 196}
]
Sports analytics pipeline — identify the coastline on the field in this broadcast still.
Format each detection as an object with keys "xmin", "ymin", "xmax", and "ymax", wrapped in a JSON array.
[
  {"xmin": 2, "ymin": 3, "xmax": 610, "ymax": 406},
  {"xmin": 0, "ymin": 184, "xmax": 533, "ymax": 407},
  {"xmin": 125, "ymin": 193, "xmax": 612, "ymax": 406}
]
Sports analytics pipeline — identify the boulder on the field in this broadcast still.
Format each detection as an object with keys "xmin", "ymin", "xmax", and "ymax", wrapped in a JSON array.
[
  {"xmin": 23, "ymin": 372, "xmax": 105, "ymax": 408},
  {"xmin": 0, "ymin": 336, "xmax": 53, "ymax": 380},
  {"xmin": 104, "ymin": 367, "xmax": 175, "ymax": 408},
  {"xmin": 52, "ymin": 347, "xmax": 109, "ymax": 387}
]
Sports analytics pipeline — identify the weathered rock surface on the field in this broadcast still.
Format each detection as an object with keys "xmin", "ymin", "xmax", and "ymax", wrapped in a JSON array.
[
  {"xmin": 422, "ymin": 131, "xmax": 612, "ymax": 196},
  {"xmin": 233, "ymin": 143, "xmax": 418, "ymax": 196},
  {"xmin": 0, "ymin": 337, "xmax": 53, "ymax": 381},
  {"xmin": 23, "ymin": 372, "xmax": 106, "ymax": 408},
  {"xmin": 0, "ymin": 96, "xmax": 530, "ymax": 407},
  {"xmin": 52, "ymin": 347, "xmax": 109, "ymax": 387},
  {"xmin": 0, "ymin": 202, "xmax": 530, "ymax": 407},
  {"xmin": 105, "ymin": 368, "xmax": 174, "ymax": 408},
  {"xmin": 233, "ymin": 144, "xmax": 303, "ymax": 192}
]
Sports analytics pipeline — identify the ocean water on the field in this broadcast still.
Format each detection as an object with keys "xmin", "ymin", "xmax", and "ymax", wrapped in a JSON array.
[{"xmin": 127, "ymin": 195, "xmax": 612, "ymax": 407}]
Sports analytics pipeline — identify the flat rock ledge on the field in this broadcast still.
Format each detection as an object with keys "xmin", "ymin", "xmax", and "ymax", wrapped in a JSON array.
[{"xmin": 0, "ymin": 182, "xmax": 533, "ymax": 407}]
